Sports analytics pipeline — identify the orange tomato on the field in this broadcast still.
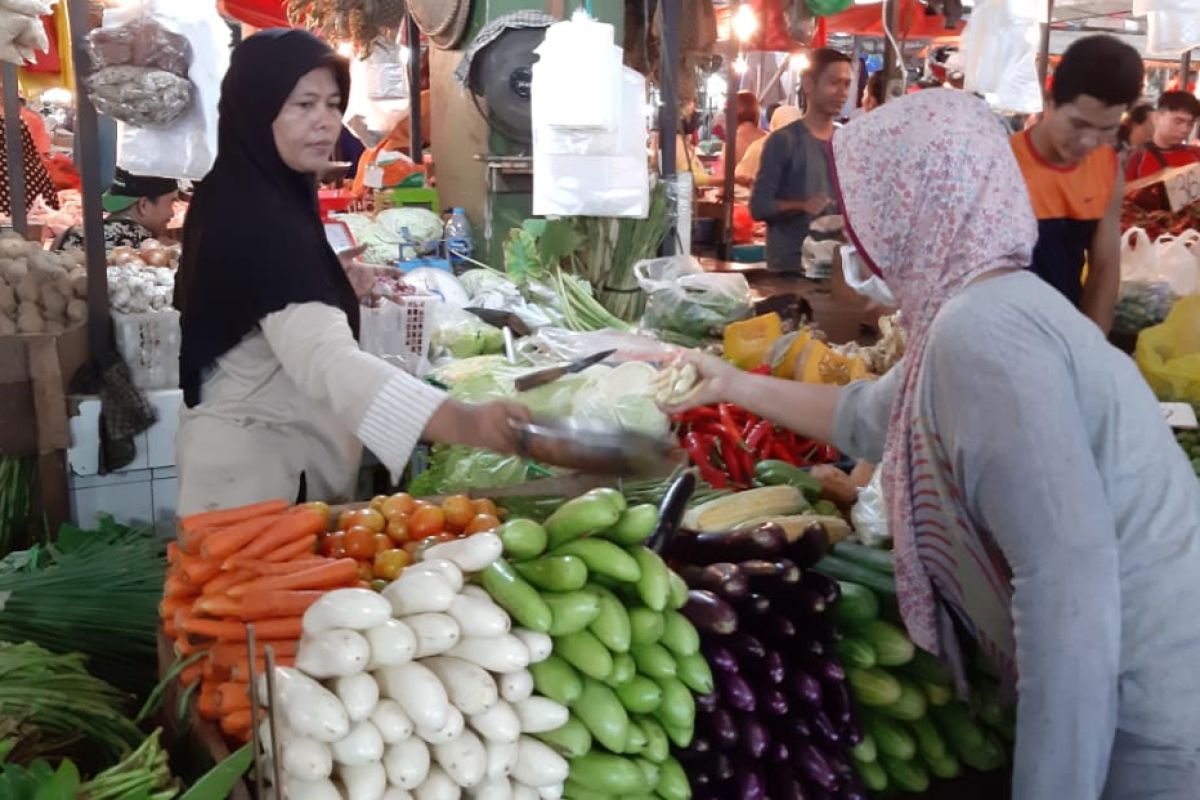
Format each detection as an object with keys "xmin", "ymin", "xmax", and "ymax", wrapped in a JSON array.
[
  {"xmin": 369, "ymin": 495, "xmax": 388, "ymax": 511},
  {"xmin": 471, "ymin": 498, "xmax": 500, "ymax": 518},
  {"xmin": 306, "ymin": 501, "xmax": 332, "ymax": 529},
  {"xmin": 465, "ymin": 513, "xmax": 501, "ymax": 535},
  {"xmin": 344, "ymin": 526, "xmax": 376, "ymax": 559},
  {"xmin": 441, "ymin": 495, "xmax": 475, "ymax": 532},
  {"xmin": 336, "ymin": 510, "xmax": 358, "ymax": 531},
  {"xmin": 320, "ymin": 531, "xmax": 345, "ymax": 557},
  {"xmin": 402, "ymin": 540, "xmax": 423, "ymax": 558},
  {"xmin": 410, "ymin": 505, "xmax": 446, "ymax": 540},
  {"xmin": 385, "ymin": 517, "xmax": 410, "ymax": 545},
  {"xmin": 373, "ymin": 548, "xmax": 411, "ymax": 580},
  {"xmin": 381, "ymin": 493, "xmax": 417, "ymax": 519},
  {"xmin": 372, "ymin": 533, "xmax": 393, "ymax": 555},
  {"xmin": 356, "ymin": 560, "xmax": 375, "ymax": 581},
  {"xmin": 356, "ymin": 509, "xmax": 386, "ymax": 534}
]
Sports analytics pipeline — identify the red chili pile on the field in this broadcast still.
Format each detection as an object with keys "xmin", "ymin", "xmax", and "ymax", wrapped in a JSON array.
[{"xmin": 672, "ymin": 402, "xmax": 840, "ymax": 489}]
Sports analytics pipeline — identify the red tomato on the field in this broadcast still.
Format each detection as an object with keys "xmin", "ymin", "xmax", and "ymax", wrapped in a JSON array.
[
  {"xmin": 410, "ymin": 506, "xmax": 446, "ymax": 540},
  {"xmin": 344, "ymin": 526, "xmax": 376, "ymax": 559},
  {"xmin": 465, "ymin": 513, "xmax": 501, "ymax": 535}
]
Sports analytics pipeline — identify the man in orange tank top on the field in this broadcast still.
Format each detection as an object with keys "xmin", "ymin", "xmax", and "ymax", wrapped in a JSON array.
[{"xmin": 1010, "ymin": 35, "xmax": 1144, "ymax": 334}]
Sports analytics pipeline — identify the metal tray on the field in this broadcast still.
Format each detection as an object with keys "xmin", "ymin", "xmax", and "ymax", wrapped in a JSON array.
[{"xmin": 513, "ymin": 418, "xmax": 682, "ymax": 477}]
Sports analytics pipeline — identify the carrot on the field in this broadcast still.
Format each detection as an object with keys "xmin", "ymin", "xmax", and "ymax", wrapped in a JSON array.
[
  {"xmin": 216, "ymin": 682, "xmax": 250, "ymax": 714},
  {"xmin": 261, "ymin": 532, "xmax": 320, "ymax": 563},
  {"xmin": 227, "ymin": 559, "xmax": 359, "ymax": 598},
  {"xmin": 236, "ymin": 507, "xmax": 326, "ymax": 561},
  {"xmin": 163, "ymin": 574, "xmax": 198, "ymax": 599},
  {"xmin": 163, "ymin": 617, "xmax": 177, "ymax": 638},
  {"xmin": 193, "ymin": 594, "xmax": 243, "ymax": 619},
  {"xmin": 209, "ymin": 639, "xmax": 299, "ymax": 671},
  {"xmin": 181, "ymin": 616, "xmax": 302, "ymax": 641},
  {"xmin": 174, "ymin": 631, "xmax": 206, "ymax": 656},
  {"xmin": 180, "ymin": 553, "xmax": 221, "ymax": 585},
  {"xmin": 230, "ymin": 655, "xmax": 295, "ymax": 683},
  {"xmin": 181, "ymin": 498, "xmax": 289, "ymax": 535},
  {"xmin": 197, "ymin": 685, "xmax": 220, "ymax": 720},
  {"xmin": 219, "ymin": 708, "xmax": 255, "ymax": 738},
  {"xmin": 226, "ymin": 557, "xmax": 331, "ymax": 575},
  {"xmin": 167, "ymin": 541, "xmax": 180, "ymax": 564},
  {"xmin": 202, "ymin": 569, "xmax": 254, "ymax": 597},
  {"xmin": 160, "ymin": 594, "xmax": 194, "ymax": 621},
  {"xmin": 179, "ymin": 660, "xmax": 204, "ymax": 687},
  {"xmin": 200, "ymin": 514, "xmax": 284, "ymax": 561},
  {"xmin": 240, "ymin": 589, "xmax": 325, "ymax": 621},
  {"xmin": 178, "ymin": 525, "xmax": 211, "ymax": 555}
]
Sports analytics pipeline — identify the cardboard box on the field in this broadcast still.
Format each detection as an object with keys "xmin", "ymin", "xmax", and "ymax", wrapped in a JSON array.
[{"xmin": 0, "ymin": 323, "xmax": 87, "ymax": 455}]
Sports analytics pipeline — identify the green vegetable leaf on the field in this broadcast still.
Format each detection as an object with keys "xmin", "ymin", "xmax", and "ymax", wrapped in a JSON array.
[
  {"xmin": 178, "ymin": 743, "xmax": 253, "ymax": 800},
  {"xmin": 32, "ymin": 760, "xmax": 79, "ymax": 800},
  {"xmin": 537, "ymin": 220, "xmax": 583, "ymax": 268},
  {"xmin": 504, "ymin": 228, "xmax": 543, "ymax": 284}
]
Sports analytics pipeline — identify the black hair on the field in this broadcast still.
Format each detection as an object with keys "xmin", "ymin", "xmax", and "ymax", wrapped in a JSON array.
[
  {"xmin": 865, "ymin": 71, "xmax": 886, "ymax": 106},
  {"xmin": 804, "ymin": 48, "xmax": 851, "ymax": 81},
  {"xmin": 1118, "ymin": 103, "xmax": 1154, "ymax": 145},
  {"xmin": 765, "ymin": 102, "xmax": 781, "ymax": 122},
  {"xmin": 1157, "ymin": 90, "xmax": 1200, "ymax": 118},
  {"xmin": 736, "ymin": 91, "xmax": 760, "ymax": 125},
  {"xmin": 1051, "ymin": 35, "xmax": 1143, "ymax": 108}
]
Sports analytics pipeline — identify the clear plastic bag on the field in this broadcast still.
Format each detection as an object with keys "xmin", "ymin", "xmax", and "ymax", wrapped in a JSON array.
[
  {"xmin": 850, "ymin": 468, "xmax": 890, "ymax": 547},
  {"xmin": 88, "ymin": 65, "xmax": 193, "ymax": 127},
  {"xmin": 429, "ymin": 304, "xmax": 505, "ymax": 361},
  {"xmin": 960, "ymin": 0, "xmax": 1043, "ymax": 114},
  {"xmin": 85, "ymin": 16, "xmax": 192, "ymax": 76},
  {"xmin": 1114, "ymin": 281, "xmax": 1175, "ymax": 336},
  {"xmin": 635, "ymin": 255, "xmax": 753, "ymax": 341}
]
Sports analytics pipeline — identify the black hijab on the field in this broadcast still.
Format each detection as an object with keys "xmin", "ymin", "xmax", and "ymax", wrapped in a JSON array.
[{"xmin": 176, "ymin": 30, "xmax": 358, "ymax": 408}]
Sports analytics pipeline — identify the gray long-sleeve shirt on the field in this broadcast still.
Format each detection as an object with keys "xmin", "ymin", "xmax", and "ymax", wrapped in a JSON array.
[
  {"xmin": 833, "ymin": 271, "xmax": 1200, "ymax": 799},
  {"xmin": 748, "ymin": 119, "xmax": 835, "ymax": 271}
]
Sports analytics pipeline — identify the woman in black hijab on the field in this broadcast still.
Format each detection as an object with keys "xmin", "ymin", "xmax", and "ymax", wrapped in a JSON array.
[{"xmin": 175, "ymin": 30, "xmax": 526, "ymax": 515}]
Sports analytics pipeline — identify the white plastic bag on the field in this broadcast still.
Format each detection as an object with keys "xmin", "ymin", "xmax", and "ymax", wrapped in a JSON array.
[
  {"xmin": 1155, "ymin": 231, "xmax": 1200, "ymax": 296},
  {"xmin": 344, "ymin": 35, "xmax": 411, "ymax": 140},
  {"xmin": 960, "ymin": 0, "xmax": 1043, "ymax": 114},
  {"xmin": 1120, "ymin": 227, "xmax": 1157, "ymax": 282},
  {"xmin": 635, "ymin": 256, "xmax": 753, "ymax": 340},
  {"xmin": 111, "ymin": 0, "xmax": 229, "ymax": 180},
  {"xmin": 359, "ymin": 296, "xmax": 435, "ymax": 375},
  {"xmin": 850, "ymin": 468, "xmax": 889, "ymax": 547}
]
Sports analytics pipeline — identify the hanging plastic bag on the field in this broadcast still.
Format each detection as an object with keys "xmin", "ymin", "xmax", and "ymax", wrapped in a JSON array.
[
  {"xmin": 1136, "ymin": 294, "xmax": 1200, "ymax": 403},
  {"xmin": 635, "ymin": 255, "xmax": 753, "ymax": 341},
  {"xmin": 850, "ymin": 468, "xmax": 889, "ymax": 547},
  {"xmin": 344, "ymin": 34, "xmax": 411, "ymax": 139},
  {"xmin": 1120, "ymin": 227, "xmax": 1157, "ymax": 282},
  {"xmin": 960, "ymin": 0, "xmax": 1043, "ymax": 114},
  {"xmin": 1154, "ymin": 232, "xmax": 1200, "ymax": 297}
]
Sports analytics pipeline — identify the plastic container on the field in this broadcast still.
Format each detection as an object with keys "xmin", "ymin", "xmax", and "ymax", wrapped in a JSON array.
[
  {"xmin": 358, "ymin": 294, "xmax": 438, "ymax": 375},
  {"xmin": 113, "ymin": 309, "xmax": 181, "ymax": 390},
  {"xmin": 444, "ymin": 207, "xmax": 473, "ymax": 270}
]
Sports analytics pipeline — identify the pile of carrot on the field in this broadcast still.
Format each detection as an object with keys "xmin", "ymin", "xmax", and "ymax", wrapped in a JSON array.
[{"xmin": 160, "ymin": 498, "xmax": 364, "ymax": 742}]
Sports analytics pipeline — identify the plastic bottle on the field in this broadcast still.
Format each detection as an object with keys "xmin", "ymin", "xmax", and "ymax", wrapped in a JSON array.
[{"xmin": 444, "ymin": 208, "xmax": 473, "ymax": 271}]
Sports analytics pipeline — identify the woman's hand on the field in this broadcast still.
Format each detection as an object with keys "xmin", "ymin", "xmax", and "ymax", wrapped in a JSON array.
[
  {"xmin": 658, "ymin": 352, "xmax": 742, "ymax": 414},
  {"xmin": 424, "ymin": 399, "xmax": 531, "ymax": 455},
  {"xmin": 338, "ymin": 245, "xmax": 378, "ymax": 300}
]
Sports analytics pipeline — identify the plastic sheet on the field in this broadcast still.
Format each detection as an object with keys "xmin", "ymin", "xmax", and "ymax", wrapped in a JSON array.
[{"xmin": 1137, "ymin": 295, "xmax": 1200, "ymax": 403}]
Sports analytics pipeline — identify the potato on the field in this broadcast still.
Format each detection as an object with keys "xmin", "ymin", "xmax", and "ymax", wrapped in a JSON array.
[
  {"xmin": 70, "ymin": 269, "xmax": 87, "ymax": 298},
  {"xmin": 17, "ymin": 310, "xmax": 45, "ymax": 334},
  {"xmin": 0, "ymin": 284, "xmax": 14, "ymax": 315},
  {"xmin": 0, "ymin": 316, "xmax": 15, "ymax": 335},
  {"xmin": 15, "ymin": 275, "xmax": 38, "ymax": 303},
  {"xmin": 0, "ymin": 235, "xmax": 29, "ymax": 260},
  {"xmin": 3, "ymin": 258, "xmax": 28, "ymax": 286},
  {"xmin": 17, "ymin": 301, "xmax": 38, "ymax": 318},
  {"xmin": 66, "ymin": 299, "xmax": 87, "ymax": 323},
  {"xmin": 40, "ymin": 285, "xmax": 66, "ymax": 317},
  {"xmin": 44, "ymin": 321, "xmax": 64, "ymax": 335}
]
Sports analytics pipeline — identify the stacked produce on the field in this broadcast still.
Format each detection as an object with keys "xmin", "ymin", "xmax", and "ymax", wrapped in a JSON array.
[
  {"xmin": 161, "ymin": 499, "xmax": 360, "ymax": 742},
  {"xmin": 817, "ymin": 543, "xmax": 1014, "ymax": 793},
  {"xmin": 0, "ymin": 727, "xmax": 180, "ymax": 799},
  {"xmin": 483, "ymin": 486, "xmax": 701, "ymax": 800},
  {"xmin": 658, "ymin": 501, "xmax": 865, "ymax": 799},
  {"xmin": 107, "ymin": 239, "xmax": 180, "ymax": 314},
  {"xmin": 259, "ymin": 532, "xmax": 575, "ymax": 799},
  {"xmin": 0, "ymin": 233, "xmax": 87, "ymax": 335}
]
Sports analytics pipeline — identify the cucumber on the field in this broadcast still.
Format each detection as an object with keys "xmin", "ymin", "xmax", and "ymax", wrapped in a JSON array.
[
  {"xmin": 847, "ymin": 666, "xmax": 902, "ymax": 706},
  {"xmin": 835, "ymin": 637, "xmax": 877, "ymax": 670},
  {"xmin": 615, "ymin": 675, "xmax": 663, "ymax": 714},
  {"xmin": 605, "ymin": 652, "xmax": 635, "ymax": 687},
  {"xmin": 624, "ymin": 721, "xmax": 648, "ymax": 755},
  {"xmin": 562, "ymin": 779, "xmax": 613, "ymax": 800},
  {"xmin": 589, "ymin": 585, "xmax": 632, "ymax": 653},
  {"xmin": 931, "ymin": 702, "xmax": 985, "ymax": 754},
  {"xmin": 924, "ymin": 681, "xmax": 952, "ymax": 707},
  {"xmin": 574, "ymin": 678, "xmax": 631, "ymax": 753},
  {"xmin": 514, "ymin": 555, "xmax": 589, "ymax": 592},
  {"xmin": 544, "ymin": 590, "xmax": 603, "ymax": 636},
  {"xmin": 832, "ymin": 541, "xmax": 896, "ymax": 573},
  {"xmin": 881, "ymin": 678, "xmax": 928, "ymax": 722},
  {"xmin": 675, "ymin": 651, "xmax": 714, "ymax": 695},
  {"xmin": 530, "ymin": 655, "xmax": 583, "ymax": 706},
  {"xmin": 859, "ymin": 620, "xmax": 915, "ymax": 667},
  {"xmin": 600, "ymin": 504, "xmax": 659, "ymax": 545},
  {"xmin": 553, "ymin": 539, "xmax": 642, "ymax": 583},
  {"xmin": 652, "ymin": 676, "xmax": 695, "ymax": 733},
  {"xmin": 567, "ymin": 752, "xmax": 646, "ymax": 795},
  {"xmin": 635, "ymin": 716, "xmax": 669, "ymax": 763},
  {"xmin": 851, "ymin": 733, "xmax": 877, "ymax": 763},
  {"xmin": 628, "ymin": 608, "xmax": 665, "ymax": 646},
  {"xmin": 865, "ymin": 712, "xmax": 916, "ymax": 761},
  {"xmin": 497, "ymin": 518, "xmax": 548, "ymax": 560},
  {"xmin": 909, "ymin": 715, "xmax": 947, "ymax": 761},
  {"xmin": 667, "ymin": 571, "xmax": 688, "ymax": 610},
  {"xmin": 587, "ymin": 487, "xmax": 627, "ymax": 514},
  {"xmin": 629, "ymin": 546, "xmax": 670, "ymax": 611},
  {"xmin": 655, "ymin": 756, "xmax": 690, "ymax": 800},
  {"xmin": 836, "ymin": 580, "xmax": 881, "ymax": 625},
  {"xmin": 856, "ymin": 758, "xmax": 888, "ymax": 792},
  {"xmin": 959, "ymin": 733, "xmax": 1008, "ymax": 772},
  {"xmin": 659, "ymin": 610, "xmax": 700, "ymax": 657},
  {"xmin": 904, "ymin": 647, "xmax": 953, "ymax": 687},
  {"xmin": 478, "ymin": 559, "xmax": 552, "ymax": 632},
  {"xmin": 881, "ymin": 754, "xmax": 929, "ymax": 793},
  {"xmin": 545, "ymin": 494, "xmax": 623, "ymax": 549},
  {"xmin": 631, "ymin": 643, "xmax": 677, "ymax": 680},
  {"xmin": 814, "ymin": 554, "xmax": 897, "ymax": 595},
  {"xmin": 535, "ymin": 714, "xmax": 593, "ymax": 758},
  {"xmin": 924, "ymin": 750, "xmax": 962, "ymax": 780},
  {"xmin": 557, "ymin": 630, "xmax": 614, "ymax": 681}
]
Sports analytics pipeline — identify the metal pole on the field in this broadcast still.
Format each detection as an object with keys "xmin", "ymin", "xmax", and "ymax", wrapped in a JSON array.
[
  {"xmin": 882, "ymin": 0, "xmax": 902, "ymax": 82},
  {"xmin": 722, "ymin": 57, "xmax": 737, "ymax": 261},
  {"xmin": 406, "ymin": 13, "xmax": 422, "ymax": 165},
  {"xmin": 3, "ymin": 63, "xmax": 27, "ymax": 236},
  {"xmin": 659, "ymin": 0, "xmax": 680, "ymax": 256},
  {"xmin": 68, "ymin": 0, "xmax": 112, "ymax": 360},
  {"xmin": 1181, "ymin": 49, "xmax": 1193, "ymax": 91},
  {"xmin": 1037, "ymin": 0, "xmax": 1054, "ymax": 89}
]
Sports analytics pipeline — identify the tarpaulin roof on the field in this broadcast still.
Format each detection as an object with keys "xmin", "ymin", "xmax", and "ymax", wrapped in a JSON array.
[
  {"xmin": 219, "ymin": 0, "xmax": 289, "ymax": 30},
  {"xmin": 823, "ymin": 0, "xmax": 965, "ymax": 40}
]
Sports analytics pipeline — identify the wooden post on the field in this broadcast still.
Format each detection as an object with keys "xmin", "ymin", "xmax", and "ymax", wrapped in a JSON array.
[
  {"xmin": 659, "ymin": 0, "xmax": 681, "ymax": 256},
  {"xmin": 3, "ymin": 63, "xmax": 27, "ymax": 236},
  {"xmin": 406, "ymin": 13, "xmax": 423, "ymax": 166},
  {"xmin": 722, "ymin": 54, "xmax": 738, "ymax": 260}
]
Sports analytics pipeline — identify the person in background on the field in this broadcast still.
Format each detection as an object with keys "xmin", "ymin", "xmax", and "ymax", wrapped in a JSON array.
[
  {"xmin": 735, "ymin": 104, "xmax": 802, "ymax": 186},
  {"xmin": 55, "ymin": 167, "xmax": 177, "ymax": 250},
  {"xmin": 1010, "ymin": 34, "xmax": 1142, "ymax": 334},
  {"xmin": 733, "ymin": 90, "xmax": 765, "ymax": 166},
  {"xmin": 862, "ymin": 71, "xmax": 886, "ymax": 112},
  {"xmin": 1118, "ymin": 103, "xmax": 1155, "ymax": 152},
  {"xmin": 749, "ymin": 48, "xmax": 852, "ymax": 271},
  {"xmin": 1125, "ymin": 91, "xmax": 1200, "ymax": 182},
  {"xmin": 350, "ymin": 89, "xmax": 431, "ymax": 198},
  {"xmin": 0, "ymin": 98, "xmax": 59, "ymax": 218},
  {"xmin": 671, "ymin": 88, "xmax": 1200, "ymax": 800}
]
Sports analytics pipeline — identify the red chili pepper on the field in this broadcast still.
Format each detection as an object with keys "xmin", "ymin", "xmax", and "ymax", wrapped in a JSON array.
[
  {"xmin": 749, "ymin": 365, "xmax": 771, "ymax": 376},
  {"xmin": 718, "ymin": 404, "xmax": 746, "ymax": 447},
  {"xmin": 722, "ymin": 436, "xmax": 745, "ymax": 487},
  {"xmin": 746, "ymin": 421, "xmax": 773, "ymax": 454},
  {"xmin": 739, "ymin": 446, "xmax": 755, "ymax": 486},
  {"xmin": 684, "ymin": 432, "xmax": 728, "ymax": 488},
  {"xmin": 821, "ymin": 444, "xmax": 840, "ymax": 463},
  {"xmin": 679, "ymin": 406, "xmax": 720, "ymax": 423},
  {"xmin": 772, "ymin": 441, "xmax": 797, "ymax": 465}
]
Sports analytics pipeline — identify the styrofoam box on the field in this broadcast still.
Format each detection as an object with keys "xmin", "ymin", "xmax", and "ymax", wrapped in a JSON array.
[{"xmin": 113, "ymin": 309, "xmax": 181, "ymax": 390}]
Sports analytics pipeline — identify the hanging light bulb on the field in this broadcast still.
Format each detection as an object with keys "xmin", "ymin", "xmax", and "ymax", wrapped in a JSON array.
[
  {"xmin": 790, "ymin": 52, "xmax": 810, "ymax": 75},
  {"xmin": 734, "ymin": 53, "xmax": 750, "ymax": 75},
  {"xmin": 731, "ymin": 4, "xmax": 759, "ymax": 43}
]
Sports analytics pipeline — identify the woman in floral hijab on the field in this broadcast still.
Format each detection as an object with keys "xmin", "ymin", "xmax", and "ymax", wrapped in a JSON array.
[{"xmin": 669, "ymin": 89, "xmax": 1200, "ymax": 798}]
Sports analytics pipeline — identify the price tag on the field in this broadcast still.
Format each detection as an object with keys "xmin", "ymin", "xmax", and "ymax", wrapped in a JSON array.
[
  {"xmin": 324, "ymin": 220, "xmax": 354, "ymax": 253},
  {"xmin": 363, "ymin": 164, "xmax": 385, "ymax": 190},
  {"xmin": 1160, "ymin": 163, "xmax": 1200, "ymax": 212},
  {"xmin": 1162, "ymin": 402, "xmax": 1198, "ymax": 429}
]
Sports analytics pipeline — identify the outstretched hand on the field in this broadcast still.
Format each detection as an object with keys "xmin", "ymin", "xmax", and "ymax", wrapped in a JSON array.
[{"xmin": 657, "ymin": 352, "xmax": 742, "ymax": 414}]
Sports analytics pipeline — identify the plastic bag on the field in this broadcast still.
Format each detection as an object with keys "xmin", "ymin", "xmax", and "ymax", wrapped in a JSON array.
[
  {"xmin": 850, "ymin": 468, "xmax": 889, "ymax": 547},
  {"xmin": 359, "ymin": 297, "xmax": 434, "ymax": 375},
  {"xmin": 636, "ymin": 255, "xmax": 753, "ymax": 341},
  {"xmin": 86, "ymin": 16, "xmax": 191, "ymax": 76},
  {"xmin": 1121, "ymin": 227, "xmax": 1200, "ymax": 296},
  {"xmin": 429, "ymin": 304, "xmax": 504, "ymax": 361},
  {"xmin": 345, "ymin": 34, "xmax": 411, "ymax": 139},
  {"xmin": 1115, "ymin": 281, "xmax": 1175, "ymax": 336},
  {"xmin": 1136, "ymin": 294, "xmax": 1200, "ymax": 402},
  {"xmin": 88, "ymin": 65, "xmax": 193, "ymax": 127},
  {"xmin": 515, "ymin": 326, "xmax": 682, "ymax": 366},
  {"xmin": 960, "ymin": 0, "xmax": 1043, "ymax": 114}
]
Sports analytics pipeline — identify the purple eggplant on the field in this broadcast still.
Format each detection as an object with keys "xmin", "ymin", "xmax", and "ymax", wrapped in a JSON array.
[
  {"xmin": 683, "ymin": 736, "xmax": 714, "ymax": 759},
  {"xmin": 793, "ymin": 671, "xmax": 823, "ymax": 710},
  {"xmin": 798, "ymin": 586, "xmax": 828, "ymax": 617},
  {"xmin": 702, "ymin": 643, "xmax": 739, "ymax": 675},
  {"xmin": 759, "ymin": 686, "xmax": 790, "ymax": 716},
  {"xmin": 648, "ymin": 471, "xmax": 695, "ymax": 553},
  {"xmin": 786, "ymin": 522, "xmax": 831, "ymax": 568},
  {"xmin": 759, "ymin": 612, "xmax": 797, "ymax": 642},
  {"xmin": 811, "ymin": 711, "xmax": 841, "ymax": 749},
  {"xmin": 738, "ymin": 714, "xmax": 771, "ymax": 759},
  {"xmin": 842, "ymin": 718, "xmax": 864, "ymax": 746},
  {"xmin": 744, "ymin": 649, "xmax": 785, "ymax": 686},
  {"xmin": 805, "ymin": 571, "xmax": 841, "ymax": 606},
  {"xmin": 738, "ymin": 558, "xmax": 802, "ymax": 594},
  {"xmin": 679, "ymin": 562, "xmax": 749, "ymax": 599},
  {"xmin": 683, "ymin": 590, "xmax": 738, "ymax": 635},
  {"xmin": 713, "ymin": 752, "xmax": 736, "ymax": 782},
  {"xmin": 769, "ymin": 764, "xmax": 807, "ymax": 800},
  {"xmin": 769, "ymin": 739, "xmax": 792, "ymax": 764},
  {"xmin": 695, "ymin": 691, "xmax": 720, "ymax": 714},
  {"xmin": 691, "ymin": 771, "xmax": 712, "ymax": 789},
  {"xmin": 703, "ymin": 707, "xmax": 739, "ymax": 749},
  {"xmin": 790, "ymin": 717, "xmax": 812, "ymax": 740},
  {"xmin": 818, "ymin": 658, "xmax": 846, "ymax": 684},
  {"xmin": 794, "ymin": 742, "xmax": 841, "ymax": 793},
  {"xmin": 822, "ymin": 679, "xmax": 853, "ymax": 727},
  {"xmin": 799, "ymin": 639, "xmax": 826, "ymax": 659},
  {"xmin": 667, "ymin": 523, "xmax": 787, "ymax": 564},
  {"xmin": 729, "ymin": 632, "xmax": 766, "ymax": 659},
  {"xmin": 738, "ymin": 592, "xmax": 772, "ymax": 618},
  {"xmin": 839, "ymin": 788, "xmax": 869, "ymax": 800},
  {"xmin": 736, "ymin": 765, "xmax": 768, "ymax": 800},
  {"xmin": 719, "ymin": 672, "xmax": 757, "ymax": 713}
]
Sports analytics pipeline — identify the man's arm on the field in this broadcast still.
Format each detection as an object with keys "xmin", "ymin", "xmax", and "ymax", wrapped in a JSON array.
[{"xmin": 1080, "ymin": 169, "xmax": 1123, "ymax": 334}]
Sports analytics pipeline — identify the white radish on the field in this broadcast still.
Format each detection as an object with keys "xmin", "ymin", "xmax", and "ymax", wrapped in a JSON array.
[
  {"xmin": 447, "ymin": 594, "xmax": 510, "ymax": 639},
  {"xmin": 377, "ymin": 662, "xmax": 450, "ymax": 731},
  {"xmin": 258, "ymin": 717, "xmax": 290, "ymax": 754},
  {"xmin": 447, "ymin": 635, "xmax": 529, "ymax": 674},
  {"xmin": 510, "ymin": 784, "xmax": 539, "ymax": 800},
  {"xmin": 510, "ymin": 630, "xmax": 551, "ymax": 663},
  {"xmin": 433, "ymin": 729, "xmax": 487, "ymax": 789},
  {"xmin": 422, "ymin": 657, "xmax": 498, "ymax": 716},
  {"xmin": 472, "ymin": 777, "xmax": 513, "ymax": 800},
  {"xmin": 340, "ymin": 760, "xmax": 387, "ymax": 800},
  {"xmin": 417, "ymin": 705, "xmax": 464, "ymax": 745},
  {"xmin": 383, "ymin": 569, "xmax": 456, "ymax": 616},
  {"xmin": 331, "ymin": 720, "xmax": 384, "ymax": 766},
  {"xmin": 406, "ymin": 613, "xmax": 461, "ymax": 658},
  {"xmin": 370, "ymin": 699, "xmax": 414, "ymax": 743},
  {"xmin": 336, "ymin": 673, "xmax": 381, "ymax": 722},
  {"xmin": 285, "ymin": 777, "xmax": 342, "ymax": 800},
  {"xmin": 509, "ymin": 738, "xmax": 568, "ymax": 789},
  {"xmin": 537, "ymin": 785, "xmax": 562, "ymax": 800},
  {"xmin": 458, "ymin": 585, "xmax": 491, "ymax": 601},
  {"xmin": 297, "ymin": 629, "xmax": 371, "ymax": 678},
  {"xmin": 414, "ymin": 764, "xmax": 461, "ymax": 800},
  {"xmin": 303, "ymin": 588, "xmax": 393, "ymax": 635},
  {"xmin": 485, "ymin": 739, "xmax": 519, "ymax": 780},
  {"xmin": 423, "ymin": 533, "xmax": 503, "ymax": 572},
  {"xmin": 263, "ymin": 667, "xmax": 349, "ymax": 743},
  {"xmin": 408, "ymin": 558, "xmax": 464, "ymax": 592},
  {"xmin": 497, "ymin": 671, "xmax": 534, "ymax": 704},
  {"xmin": 469, "ymin": 700, "xmax": 520, "ymax": 744},
  {"xmin": 365, "ymin": 619, "xmax": 417, "ymax": 669},
  {"xmin": 382, "ymin": 790, "xmax": 414, "ymax": 800},
  {"xmin": 512, "ymin": 698, "xmax": 567, "ymax": 734},
  {"xmin": 282, "ymin": 737, "xmax": 333, "ymax": 782},
  {"xmin": 383, "ymin": 738, "xmax": 430, "ymax": 790}
]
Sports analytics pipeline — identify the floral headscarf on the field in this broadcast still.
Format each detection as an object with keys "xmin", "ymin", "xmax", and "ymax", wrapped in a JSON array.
[{"xmin": 831, "ymin": 89, "xmax": 1038, "ymax": 663}]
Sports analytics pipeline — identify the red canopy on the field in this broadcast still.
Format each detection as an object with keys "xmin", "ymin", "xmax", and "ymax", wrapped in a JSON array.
[
  {"xmin": 219, "ymin": 0, "xmax": 290, "ymax": 30},
  {"xmin": 823, "ymin": 0, "xmax": 964, "ymax": 40}
]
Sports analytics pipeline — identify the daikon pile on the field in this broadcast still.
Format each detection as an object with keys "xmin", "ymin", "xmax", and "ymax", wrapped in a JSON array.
[{"xmin": 0, "ymin": 232, "xmax": 87, "ymax": 335}]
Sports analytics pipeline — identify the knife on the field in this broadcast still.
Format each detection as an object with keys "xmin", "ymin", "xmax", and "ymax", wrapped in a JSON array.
[{"xmin": 514, "ymin": 349, "xmax": 617, "ymax": 393}]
